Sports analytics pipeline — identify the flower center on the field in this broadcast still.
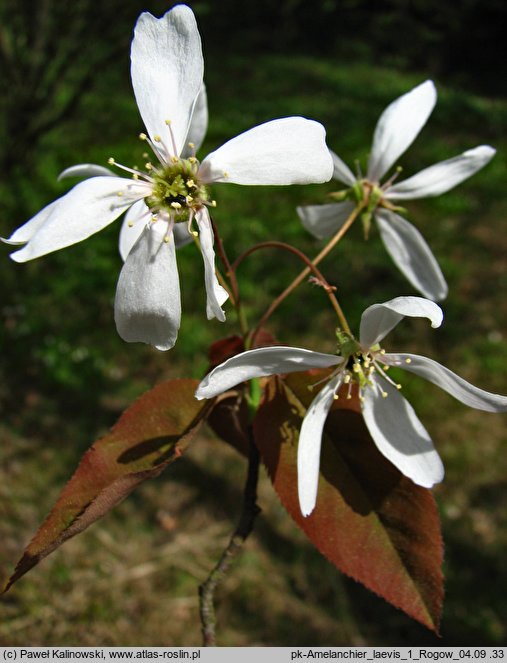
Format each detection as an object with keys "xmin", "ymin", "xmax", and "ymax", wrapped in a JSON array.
[
  {"xmin": 108, "ymin": 124, "xmax": 217, "ymax": 234},
  {"xmin": 329, "ymin": 168, "xmax": 406, "ymax": 238},
  {"xmin": 146, "ymin": 158, "xmax": 211, "ymax": 222},
  {"xmin": 335, "ymin": 331, "xmax": 402, "ymax": 400}
]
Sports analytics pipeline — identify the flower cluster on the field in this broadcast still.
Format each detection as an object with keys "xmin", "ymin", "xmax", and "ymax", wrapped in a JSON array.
[{"xmin": 3, "ymin": 4, "xmax": 506, "ymax": 523}]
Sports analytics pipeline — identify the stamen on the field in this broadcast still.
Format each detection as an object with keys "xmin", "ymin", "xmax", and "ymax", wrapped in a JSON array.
[
  {"xmin": 163, "ymin": 236, "xmax": 170, "ymax": 243},
  {"xmin": 164, "ymin": 119, "xmax": 179, "ymax": 158},
  {"xmin": 108, "ymin": 157, "xmax": 154, "ymax": 183},
  {"xmin": 405, "ymin": 358, "xmax": 412, "ymax": 364},
  {"xmin": 127, "ymin": 221, "xmax": 134, "ymax": 228},
  {"xmin": 382, "ymin": 165, "xmax": 403, "ymax": 190}
]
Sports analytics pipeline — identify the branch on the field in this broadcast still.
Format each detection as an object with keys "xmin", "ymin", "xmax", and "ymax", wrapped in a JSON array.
[{"xmin": 198, "ymin": 429, "xmax": 261, "ymax": 646}]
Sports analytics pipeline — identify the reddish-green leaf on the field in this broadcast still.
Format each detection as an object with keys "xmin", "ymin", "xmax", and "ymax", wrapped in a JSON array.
[
  {"xmin": 3, "ymin": 378, "xmax": 211, "ymax": 592},
  {"xmin": 254, "ymin": 373, "xmax": 444, "ymax": 632}
]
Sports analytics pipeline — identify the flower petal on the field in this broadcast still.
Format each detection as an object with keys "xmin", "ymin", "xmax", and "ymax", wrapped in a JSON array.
[
  {"xmin": 384, "ymin": 353, "xmax": 507, "ymax": 413},
  {"xmin": 195, "ymin": 208, "xmax": 228, "ymax": 321},
  {"xmin": 131, "ymin": 6, "xmax": 204, "ymax": 159},
  {"xmin": 362, "ymin": 378, "xmax": 444, "ymax": 488},
  {"xmin": 386, "ymin": 145, "xmax": 496, "ymax": 200},
  {"xmin": 330, "ymin": 150, "xmax": 356, "ymax": 186},
  {"xmin": 375, "ymin": 209, "xmax": 448, "ymax": 301},
  {"xmin": 119, "ymin": 200, "xmax": 150, "ymax": 261},
  {"xmin": 181, "ymin": 84, "xmax": 208, "ymax": 157},
  {"xmin": 58, "ymin": 163, "xmax": 115, "ymax": 181},
  {"xmin": 360, "ymin": 296, "xmax": 443, "ymax": 348},
  {"xmin": 173, "ymin": 223, "xmax": 194, "ymax": 249},
  {"xmin": 297, "ymin": 201, "xmax": 355, "ymax": 240},
  {"xmin": 195, "ymin": 346, "xmax": 342, "ymax": 400},
  {"xmin": 2, "ymin": 198, "xmax": 61, "ymax": 246},
  {"xmin": 9, "ymin": 177, "xmax": 149, "ymax": 262},
  {"xmin": 199, "ymin": 117, "xmax": 333, "ymax": 185},
  {"xmin": 119, "ymin": 204, "xmax": 193, "ymax": 261},
  {"xmin": 114, "ymin": 221, "xmax": 181, "ymax": 351},
  {"xmin": 298, "ymin": 373, "xmax": 343, "ymax": 517},
  {"xmin": 367, "ymin": 80, "xmax": 437, "ymax": 182}
]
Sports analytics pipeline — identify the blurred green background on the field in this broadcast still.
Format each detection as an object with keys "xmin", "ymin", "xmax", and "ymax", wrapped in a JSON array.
[{"xmin": 1, "ymin": 0, "xmax": 506, "ymax": 646}]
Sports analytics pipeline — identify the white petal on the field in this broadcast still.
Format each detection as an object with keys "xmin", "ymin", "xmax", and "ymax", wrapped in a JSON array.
[
  {"xmin": 173, "ymin": 223, "xmax": 194, "ymax": 249},
  {"xmin": 384, "ymin": 353, "xmax": 507, "ymax": 413},
  {"xmin": 114, "ymin": 222, "xmax": 181, "ymax": 351},
  {"xmin": 131, "ymin": 6, "xmax": 204, "ymax": 159},
  {"xmin": 386, "ymin": 146, "xmax": 496, "ymax": 200},
  {"xmin": 58, "ymin": 163, "xmax": 115, "ymax": 181},
  {"xmin": 360, "ymin": 296, "xmax": 443, "ymax": 347},
  {"xmin": 181, "ymin": 84, "xmax": 208, "ymax": 157},
  {"xmin": 195, "ymin": 346, "xmax": 342, "ymax": 400},
  {"xmin": 297, "ymin": 201, "xmax": 355, "ymax": 239},
  {"xmin": 2, "ymin": 198, "xmax": 61, "ymax": 245},
  {"xmin": 362, "ymin": 378, "xmax": 444, "ymax": 487},
  {"xmin": 9, "ymin": 177, "xmax": 149, "ymax": 262},
  {"xmin": 119, "ymin": 205, "xmax": 192, "ymax": 261},
  {"xmin": 368, "ymin": 80, "xmax": 437, "ymax": 182},
  {"xmin": 298, "ymin": 373, "xmax": 343, "ymax": 517},
  {"xmin": 199, "ymin": 117, "xmax": 333, "ymax": 185},
  {"xmin": 119, "ymin": 200, "xmax": 150, "ymax": 261},
  {"xmin": 376, "ymin": 209, "xmax": 448, "ymax": 301},
  {"xmin": 330, "ymin": 150, "xmax": 356, "ymax": 186},
  {"xmin": 195, "ymin": 208, "xmax": 228, "ymax": 321}
]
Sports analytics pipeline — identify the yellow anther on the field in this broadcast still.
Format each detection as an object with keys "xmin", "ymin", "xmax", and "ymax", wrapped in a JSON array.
[
  {"xmin": 189, "ymin": 157, "xmax": 197, "ymax": 164},
  {"xmin": 171, "ymin": 202, "xmax": 182, "ymax": 210},
  {"xmin": 151, "ymin": 215, "xmax": 158, "ymax": 222},
  {"xmin": 380, "ymin": 349, "xmax": 386, "ymax": 355},
  {"xmin": 127, "ymin": 222, "xmax": 134, "ymax": 228},
  {"xmin": 139, "ymin": 133, "xmax": 147, "ymax": 141},
  {"xmin": 344, "ymin": 373, "xmax": 351, "ymax": 384},
  {"xmin": 186, "ymin": 179, "xmax": 195, "ymax": 188},
  {"xmin": 154, "ymin": 134, "xmax": 161, "ymax": 142},
  {"xmin": 191, "ymin": 230, "xmax": 199, "ymax": 237},
  {"xmin": 405, "ymin": 358, "xmax": 412, "ymax": 364},
  {"xmin": 117, "ymin": 191, "xmax": 124, "ymax": 197},
  {"xmin": 132, "ymin": 173, "xmax": 139, "ymax": 180},
  {"xmin": 223, "ymin": 171, "xmax": 229, "ymax": 178},
  {"xmin": 352, "ymin": 363, "xmax": 360, "ymax": 373},
  {"xmin": 142, "ymin": 152, "xmax": 149, "ymax": 159},
  {"xmin": 382, "ymin": 391, "xmax": 388, "ymax": 398},
  {"xmin": 171, "ymin": 156, "xmax": 179, "ymax": 164},
  {"xmin": 346, "ymin": 394, "xmax": 352, "ymax": 400},
  {"xmin": 333, "ymin": 394, "xmax": 339, "ymax": 400},
  {"xmin": 188, "ymin": 142, "xmax": 195, "ymax": 149},
  {"xmin": 165, "ymin": 119, "xmax": 171, "ymax": 126},
  {"xmin": 383, "ymin": 365, "xmax": 389, "ymax": 371},
  {"xmin": 163, "ymin": 236, "xmax": 170, "ymax": 243},
  {"xmin": 145, "ymin": 162, "xmax": 153, "ymax": 170},
  {"xmin": 186, "ymin": 195, "xmax": 193, "ymax": 204},
  {"xmin": 210, "ymin": 200, "xmax": 217, "ymax": 208},
  {"xmin": 396, "ymin": 384, "xmax": 402, "ymax": 390},
  {"xmin": 108, "ymin": 157, "xmax": 115, "ymax": 165}
]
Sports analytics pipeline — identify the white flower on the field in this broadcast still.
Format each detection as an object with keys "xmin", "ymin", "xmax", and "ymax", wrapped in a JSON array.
[
  {"xmin": 195, "ymin": 296, "xmax": 507, "ymax": 516},
  {"xmin": 297, "ymin": 81, "xmax": 496, "ymax": 301},
  {"xmin": 3, "ymin": 5, "xmax": 333, "ymax": 351}
]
